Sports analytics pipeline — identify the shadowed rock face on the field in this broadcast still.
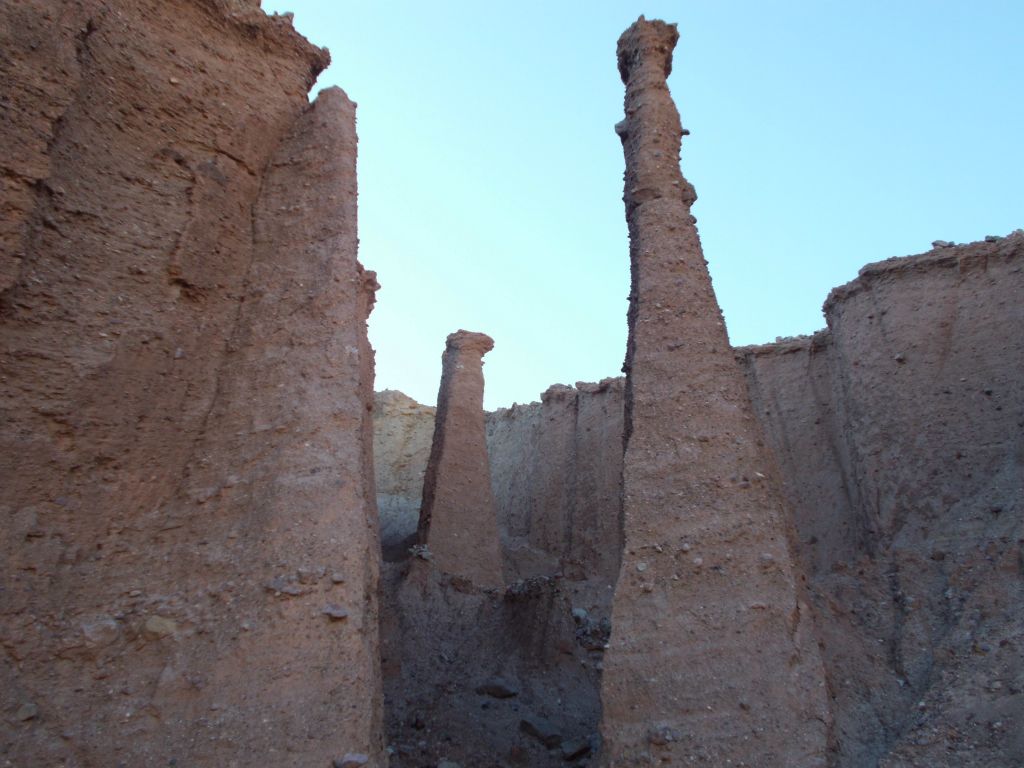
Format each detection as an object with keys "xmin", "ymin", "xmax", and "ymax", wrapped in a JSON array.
[
  {"xmin": 419, "ymin": 330, "xmax": 505, "ymax": 587},
  {"xmin": 488, "ymin": 378, "xmax": 625, "ymax": 584},
  {"xmin": 375, "ymin": 390, "xmax": 437, "ymax": 560},
  {"xmin": 1, "ymin": 2, "xmax": 383, "ymax": 764},
  {"xmin": 598, "ymin": 17, "xmax": 828, "ymax": 766},
  {"xmin": 741, "ymin": 233, "xmax": 1024, "ymax": 768}
]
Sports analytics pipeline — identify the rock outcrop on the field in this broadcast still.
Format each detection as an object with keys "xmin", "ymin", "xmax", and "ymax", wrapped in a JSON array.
[
  {"xmin": 1, "ymin": 2, "xmax": 383, "ymax": 764},
  {"xmin": 5, "ymin": 5, "xmax": 1021, "ymax": 767},
  {"xmin": 487, "ymin": 379, "xmax": 625, "ymax": 585},
  {"xmin": 374, "ymin": 390, "xmax": 436, "ymax": 560},
  {"xmin": 598, "ymin": 17, "xmax": 828, "ymax": 766},
  {"xmin": 418, "ymin": 330, "xmax": 505, "ymax": 587},
  {"xmin": 740, "ymin": 232, "xmax": 1024, "ymax": 767}
]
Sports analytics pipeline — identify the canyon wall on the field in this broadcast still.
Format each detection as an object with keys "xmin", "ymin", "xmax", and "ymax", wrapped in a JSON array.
[
  {"xmin": 4, "ymin": 4, "xmax": 1019, "ymax": 766},
  {"xmin": 374, "ymin": 380, "xmax": 624, "ymax": 586},
  {"xmin": 373, "ymin": 233, "xmax": 1022, "ymax": 766},
  {"xmin": 740, "ymin": 232, "xmax": 1024, "ymax": 767},
  {"xmin": 1, "ymin": 2, "xmax": 383, "ymax": 765},
  {"xmin": 374, "ymin": 390, "xmax": 435, "ymax": 560},
  {"xmin": 487, "ymin": 379, "xmax": 625, "ymax": 585}
]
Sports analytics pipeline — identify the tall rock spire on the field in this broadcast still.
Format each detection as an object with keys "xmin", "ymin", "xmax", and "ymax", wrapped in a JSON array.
[
  {"xmin": 418, "ymin": 330, "xmax": 505, "ymax": 587},
  {"xmin": 598, "ymin": 18, "xmax": 829, "ymax": 766}
]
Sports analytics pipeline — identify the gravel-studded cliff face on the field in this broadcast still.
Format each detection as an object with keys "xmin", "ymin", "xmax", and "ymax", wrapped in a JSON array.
[
  {"xmin": 373, "ymin": 233, "xmax": 1022, "ymax": 767},
  {"xmin": 488, "ymin": 379, "xmax": 625, "ymax": 585},
  {"xmin": 1, "ymin": 2, "xmax": 383, "ymax": 765},
  {"xmin": 741, "ymin": 232, "xmax": 1024, "ymax": 767}
]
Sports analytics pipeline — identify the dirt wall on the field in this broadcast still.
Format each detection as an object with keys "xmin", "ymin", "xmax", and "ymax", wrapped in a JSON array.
[
  {"xmin": 374, "ymin": 390, "xmax": 436, "ymax": 560},
  {"xmin": 1, "ymin": 2, "xmax": 383, "ymax": 765},
  {"xmin": 740, "ymin": 232, "xmax": 1024, "ymax": 766}
]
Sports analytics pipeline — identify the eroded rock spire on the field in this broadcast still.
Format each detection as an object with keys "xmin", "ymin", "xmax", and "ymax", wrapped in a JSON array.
[
  {"xmin": 598, "ymin": 18, "xmax": 829, "ymax": 766},
  {"xmin": 418, "ymin": 330, "xmax": 505, "ymax": 587}
]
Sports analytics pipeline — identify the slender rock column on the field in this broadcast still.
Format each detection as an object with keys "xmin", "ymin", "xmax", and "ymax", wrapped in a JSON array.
[
  {"xmin": 418, "ymin": 330, "xmax": 505, "ymax": 587},
  {"xmin": 598, "ymin": 18, "xmax": 829, "ymax": 766}
]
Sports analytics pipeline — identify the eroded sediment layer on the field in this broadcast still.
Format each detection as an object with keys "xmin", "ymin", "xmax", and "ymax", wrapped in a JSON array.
[
  {"xmin": 375, "ymin": 379, "xmax": 625, "ymax": 584},
  {"xmin": 598, "ymin": 18, "xmax": 828, "ymax": 766},
  {"xmin": 741, "ymin": 232, "xmax": 1024, "ymax": 767},
  {"xmin": 418, "ymin": 330, "xmax": 505, "ymax": 587},
  {"xmin": 374, "ymin": 390, "xmax": 436, "ymax": 560},
  {"xmin": 487, "ymin": 379, "xmax": 625, "ymax": 585},
  {"xmin": 1, "ymin": 3, "xmax": 383, "ymax": 764}
]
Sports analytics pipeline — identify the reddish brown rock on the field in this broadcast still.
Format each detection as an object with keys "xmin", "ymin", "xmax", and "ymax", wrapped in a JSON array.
[
  {"xmin": 598, "ymin": 18, "xmax": 828, "ymax": 766},
  {"xmin": 418, "ymin": 330, "xmax": 505, "ymax": 587},
  {"xmin": 0, "ymin": 2, "xmax": 382, "ymax": 764}
]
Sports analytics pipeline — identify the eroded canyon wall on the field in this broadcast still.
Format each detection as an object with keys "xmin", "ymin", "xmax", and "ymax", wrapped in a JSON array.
[
  {"xmin": 487, "ymin": 379, "xmax": 625, "ymax": 585},
  {"xmin": 1, "ymin": 2, "xmax": 383, "ymax": 764},
  {"xmin": 374, "ymin": 390, "xmax": 435, "ymax": 560},
  {"xmin": 374, "ymin": 380, "xmax": 625, "ymax": 586},
  {"xmin": 741, "ymin": 233, "xmax": 1024, "ymax": 767}
]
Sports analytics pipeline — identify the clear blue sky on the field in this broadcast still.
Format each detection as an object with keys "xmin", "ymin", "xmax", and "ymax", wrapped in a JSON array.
[{"xmin": 264, "ymin": 1, "xmax": 1023, "ymax": 410}]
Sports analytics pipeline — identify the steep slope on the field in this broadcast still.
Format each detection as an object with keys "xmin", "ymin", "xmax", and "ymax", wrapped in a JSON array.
[{"xmin": 740, "ymin": 232, "xmax": 1024, "ymax": 766}]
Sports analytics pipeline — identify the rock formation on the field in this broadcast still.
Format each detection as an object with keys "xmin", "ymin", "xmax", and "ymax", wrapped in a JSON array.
[
  {"xmin": 1, "ymin": 2, "xmax": 382, "ymax": 764},
  {"xmin": 598, "ymin": 17, "xmax": 828, "ymax": 765},
  {"xmin": 487, "ymin": 379, "xmax": 625, "ymax": 585},
  {"xmin": 4, "ymin": 4, "xmax": 1021, "ymax": 766},
  {"xmin": 740, "ymin": 232, "xmax": 1024, "ymax": 767},
  {"xmin": 374, "ymin": 390, "xmax": 436, "ymax": 560},
  {"xmin": 418, "ymin": 330, "xmax": 505, "ymax": 587}
]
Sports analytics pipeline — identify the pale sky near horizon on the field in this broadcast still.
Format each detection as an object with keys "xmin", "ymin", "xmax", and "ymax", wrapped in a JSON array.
[{"xmin": 264, "ymin": 1, "xmax": 1023, "ymax": 410}]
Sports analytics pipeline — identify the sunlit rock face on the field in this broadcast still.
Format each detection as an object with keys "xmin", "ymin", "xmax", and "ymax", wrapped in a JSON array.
[
  {"xmin": 597, "ymin": 16, "xmax": 829, "ymax": 767},
  {"xmin": 0, "ymin": 2, "xmax": 383, "ymax": 764}
]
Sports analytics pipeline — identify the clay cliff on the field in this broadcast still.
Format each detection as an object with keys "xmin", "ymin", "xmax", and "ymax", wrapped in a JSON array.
[
  {"xmin": 374, "ymin": 390, "xmax": 435, "ymax": 561},
  {"xmin": 373, "ymin": 232, "xmax": 1023, "ymax": 767},
  {"xmin": 740, "ymin": 232, "xmax": 1024, "ymax": 766},
  {"xmin": 1, "ymin": 2, "xmax": 382, "ymax": 765},
  {"xmin": 3, "ymin": 3, "xmax": 1021, "ymax": 767}
]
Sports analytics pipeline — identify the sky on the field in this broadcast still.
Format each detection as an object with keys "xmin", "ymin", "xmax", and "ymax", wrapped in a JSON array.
[{"xmin": 263, "ymin": 1, "xmax": 1023, "ymax": 410}]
